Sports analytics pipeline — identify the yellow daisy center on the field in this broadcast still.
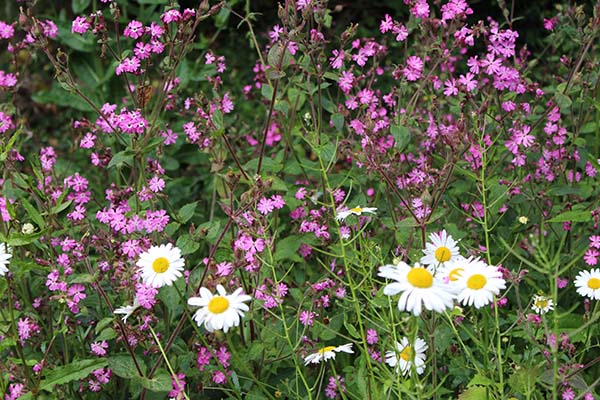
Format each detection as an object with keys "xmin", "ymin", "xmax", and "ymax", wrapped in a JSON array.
[
  {"xmin": 152, "ymin": 257, "xmax": 170, "ymax": 273},
  {"xmin": 208, "ymin": 296, "xmax": 230, "ymax": 314},
  {"xmin": 350, "ymin": 207, "xmax": 363, "ymax": 214},
  {"xmin": 400, "ymin": 345, "xmax": 413, "ymax": 361},
  {"xmin": 467, "ymin": 274, "xmax": 487, "ymax": 290},
  {"xmin": 448, "ymin": 267, "xmax": 464, "ymax": 281},
  {"xmin": 435, "ymin": 246, "xmax": 452, "ymax": 262},
  {"xmin": 588, "ymin": 278, "xmax": 600, "ymax": 290},
  {"xmin": 535, "ymin": 298, "xmax": 549, "ymax": 309},
  {"xmin": 407, "ymin": 267, "xmax": 433, "ymax": 288},
  {"xmin": 319, "ymin": 346, "xmax": 337, "ymax": 354}
]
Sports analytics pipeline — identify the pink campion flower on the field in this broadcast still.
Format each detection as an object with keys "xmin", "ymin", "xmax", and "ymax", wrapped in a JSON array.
[
  {"xmin": 329, "ymin": 49, "xmax": 344, "ymax": 69},
  {"xmin": 0, "ymin": 111, "xmax": 14, "ymax": 133},
  {"xmin": 589, "ymin": 236, "xmax": 600, "ymax": 249},
  {"xmin": 182, "ymin": 8, "xmax": 196, "ymax": 20},
  {"xmin": 150, "ymin": 39, "xmax": 165, "ymax": 54},
  {"xmin": 197, "ymin": 347, "xmax": 212, "ymax": 371},
  {"xmin": 221, "ymin": 92, "xmax": 234, "ymax": 113},
  {"xmin": 296, "ymin": 0, "xmax": 312, "ymax": 11},
  {"xmin": 215, "ymin": 261, "xmax": 233, "ymax": 277},
  {"xmin": 147, "ymin": 22, "xmax": 164, "ymax": 37},
  {"xmin": 325, "ymin": 376, "xmax": 345, "ymax": 399},
  {"xmin": 269, "ymin": 25, "xmax": 283, "ymax": 42},
  {"xmin": 67, "ymin": 205, "xmax": 86, "ymax": 221},
  {"xmin": 5, "ymin": 383, "xmax": 25, "ymax": 400},
  {"xmin": 562, "ymin": 388, "xmax": 575, "ymax": 400},
  {"xmin": 411, "ymin": 0, "xmax": 430, "ymax": 19},
  {"xmin": 71, "ymin": 16, "xmax": 90, "ymax": 34},
  {"xmin": 161, "ymin": 129, "xmax": 177, "ymax": 145},
  {"xmin": 90, "ymin": 341, "xmax": 108, "ymax": 356},
  {"xmin": 584, "ymin": 249, "xmax": 599, "ymax": 266},
  {"xmin": 0, "ymin": 197, "xmax": 10, "ymax": 222},
  {"xmin": 115, "ymin": 57, "xmax": 141, "ymax": 76},
  {"xmin": 380, "ymin": 14, "xmax": 393, "ymax": 33},
  {"xmin": 93, "ymin": 368, "xmax": 111, "ymax": 384},
  {"xmin": 0, "ymin": 70, "xmax": 17, "ymax": 87},
  {"xmin": 393, "ymin": 25, "xmax": 408, "ymax": 42},
  {"xmin": 557, "ymin": 277, "xmax": 568, "ymax": 289},
  {"xmin": 18, "ymin": 317, "xmax": 40, "ymax": 344},
  {"xmin": 133, "ymin": 42, "xmax": 152, "ymax": 59},
  {"xmin": 41, "ymin": 20, "xmax": 58, "ymax": 38},
  {"xmin": 168, "ymin": 373, "xmax": 186, "ymax": 398},
  {"xmin": 214, "ymin": 346, "xmax": 231, "ymax": 368},
  {"xmin": 299, "ymin": 310, "xmax": 317, "ymax": 326},
  {"xmin": 443, "ymin": 79, "xmax": 458, "ymax": 96},
  {"xmin": 121, "ymin": 239, "xmax": 141, "ymax": 258},
  {"xmin": 458, "ymin": 72, "xmax": 477, "ymax": 92},
  {"xmin": 80, "ymin": 132, "xmax": 96, "ymax": 148},
  {"xmin": 124, "ymin": 20, "xmax": 144, "ymax": 39},
  {"xmin": 403, "ymin": 56, "xmax": 423, "ymax": 81},
  {"xmin": 148, "ymin": 176, "xmax": 165, "ymax": 192},
  {"xmin": 338, "ymin": 70, "xmax": 354, "ymax": 93},
  {"xmin": 481, "ymin": 53, "xmax": 501, "ymax": 75},
  {"xmin": 0, "ymin": 21, "xmax": 14, "ymax": 39},
  {"xmin": 366, "ymin": 329, "xmax": 378, "ymax": 344},
  {"xmin": 212, "ymin": 371, "xmax": 227, "ymax": 384},
  {"xmin": 257, "ymin": 197, "xmax": 275, "ymax": 215},
  {"xmin": 135, "ymin": 282, "xmax": 158, "ymax": 309},
  {"xmin": 162, "ymin": 9, "xmax": 182, "ymax": 23},
  {"xmin": 544, "ymin": 17, "xmax": 557, "ymax": 31}
]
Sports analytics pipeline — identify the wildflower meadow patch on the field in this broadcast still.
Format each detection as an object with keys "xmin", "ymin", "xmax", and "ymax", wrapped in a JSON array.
[{"xmin": 1, "ymin": 0, "xmax": 600, "ymax": 399}]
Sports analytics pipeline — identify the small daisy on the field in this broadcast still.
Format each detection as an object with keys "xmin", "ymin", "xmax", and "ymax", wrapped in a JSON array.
[
  {"xmin": 136, "ymin": 243, "xmax": 184, "ymax": 288},
  {"xmin": 455, "ymin": 260, "xmax": 506, "ymax": 309},
  {"xmin": 336, "ymin": 206, "xmax": 377, "ymax": 221},
  {"xmin": 574, "ymin": 269, "xmax": 600, "ymax": 300},
  {"xmin": 420, "ymin": 229, "xmax": 462, "ymax": 269},
  {"xmin": 531, "ymin": 294, "xmax": 554, "ymax": 314},
  {"xmin": 378, "ymin": 261, "xmax": 455, "ymax": 316},
  {"xmin": 188, "ymin": 285, "xmax": 251, "ymax": 333},
  {"xmin": 114, "ymin": 298, "xmax": 141, "ymax": 323},
  {"xmin": 304, "ymin": 343, "xmax": 354, "ymax": 365},
  {"xmin": 385, "ymin": 337, "xmax": 428, "ymax": 376},
  {"xmin": 0, "ymin": 242, "xmax": 12, "ymax": 276}
]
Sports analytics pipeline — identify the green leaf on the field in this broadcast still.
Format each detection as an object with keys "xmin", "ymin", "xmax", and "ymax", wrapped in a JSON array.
[
  {"xmin": 8, "ymin": 231, "xmax": 45, "ymax": 246},
  {"xmin": 21, "ymin": 198, "xmax": 46, "ymax": 230},
  {"xmin": 177, "ymin": 202, "xmax": 197, "ymax": 224},
  {"xmin": 390, "ymin": 124, "xmax": 410, "ymax": 152},
  {"xmin": 458, "ymin": 386, "xmax": 487, "ymax": 400},
  {"xmin": 108, "ymin": 151, "xmax": 135, "ymax": 169},
  {"xmin": 555, "ymin": 92, "xmax": 572, "ymax": 111},
  {"xmin": 274, "ymin": 236, "xmax": 302, "ymax": 262},
  {"xmin": 39, "ymin": 359, "xmax": 108, "ymax": 391},
  {"xmin": 109, "ymin": 355, "xmax": 144, "ymax": 379},
  {"xmin": 547, "ymin": 210, "xmax": 592, "ymax": 223},
  {"xmin": 51, "ymin": 199, "xmax": 73, "ymax": 215},
  {"xmin": 72, "ymin": 0, "xmax": 91, "ymax": 14},
  {"xmin": 96, "ymin": 327, "xmax": 117, "ymax": 342},
  {"xmin": 176, "ymin": 234, "xmax": 200, "ymax": 255},
  {"xmin": 140, "ymin": 370, "xmax": 172, "ymax": 392},
  {"xmin": 332, "ymin": 113, "xmax": 344, "ymax": 131}
]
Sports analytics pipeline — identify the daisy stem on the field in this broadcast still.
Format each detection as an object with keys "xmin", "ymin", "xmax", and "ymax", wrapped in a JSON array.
[{"xmin": 147, "ymin": 325, "xmax": 191, "ymax": 400}]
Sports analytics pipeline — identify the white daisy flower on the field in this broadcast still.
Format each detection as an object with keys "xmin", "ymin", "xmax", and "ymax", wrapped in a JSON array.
[
  {"xmin": 0, "ymin": 242, "xmax": 12, "ymax": 276},
  {"xmin": 188, "ymin": 285, "xmax": 251, "ymax": 333},
  {"xmin": 378, "ymin": 261, "xmax": 455, "ymax": 316},
  {"xmin": 114, "ymin": 297, "xmax": 141, "ymax": 323},
  {"xmin": 420, "ymin": 230, "xmax": 462, "ymax": 269},
  {"xmin": 531, "ymin": 294, "xmax": 554, "ymax": 314},
  {"xmin": 304, "ymin": 343, "xmax": 354, "ymax": 365},
  {"xmin": 336, "ymin": 206, "xmax": 377, "ymax": 221},
  {"xmin": 435, "ymin": 257, "xmax": 472, "ymax": 294},
  {"xmin": 136, "ymin": 243, "xmax": 185, "ymax": 288},
  {"xmin": 385, "ymin": 337, "xmax": 428, "ymax": 376},
  {"xmin": 574, "ymin": 269, "xmax": 600, "ymax": 300},
  {"xmin": 455, "ymin": 260, "xmax": 506, "ymax": 309}
]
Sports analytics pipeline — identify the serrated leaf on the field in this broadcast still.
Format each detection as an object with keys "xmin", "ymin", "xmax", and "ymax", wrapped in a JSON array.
[
  {"xmin": 547, "ymin": 210, "xmax": 592, "ymax": 223},
  {"xmin": 177, "ymin": 202, "xmax": 197, "ymax": 224},
  {"xmin": 39, "ymin": 359, "xmax": 108, "ymax": 391}
]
